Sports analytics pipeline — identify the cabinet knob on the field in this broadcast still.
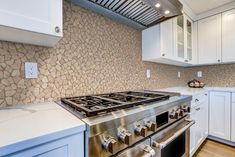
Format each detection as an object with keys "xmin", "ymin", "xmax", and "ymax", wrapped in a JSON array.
[
  {"xmin": 55, "ymin": 26, "xmax": 60, "ymax": 33},
  {"xmin": 184, "ymin": 60, "xmax": 188, "ymax": 62},
  {"xmin": 162, "ymin": 53, "xmax": 165, "ymax": 57},
  {"xmin": 218, "ymin": 59, "xmax": 221, "ymax": 62}
]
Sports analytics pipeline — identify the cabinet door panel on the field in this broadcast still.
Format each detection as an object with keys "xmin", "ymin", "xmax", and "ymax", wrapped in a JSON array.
[
  {"xmin": 175, "ymin": 15, "xmax": 185, "ymax": 61},
  {"xmin": 209, "ymin": 92, "xmax": 231, "ymax": 140},
  {"xmin": 160, "ymin": 19, "xmax": 174, "ymax": 59},
  {"xmin": 198, "ymin": 14, "xmax": 221, "ymax": 64},
  {"xmin": 185, "ymin": 16, "xmax": 193, "ymax": 63},
  {"xmin": 232, "ymin": 102, "xmax": 235, "ymax": 142},
  {"xmin": 0, "ymin": 0, "xmax": 62, "ymax": 36},
  {"xmin": 222, "ymin": 9, "xmax": 235, "ymax": 62}
]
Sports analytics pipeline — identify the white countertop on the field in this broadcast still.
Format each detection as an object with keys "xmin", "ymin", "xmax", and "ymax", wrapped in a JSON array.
[
  {"xmin": 0, "ymin": 102, "xmax": 86, "ymax": 156},
  {"xmin": 156, "ymin": 86, "xmax": 235, "ymax": 96}
]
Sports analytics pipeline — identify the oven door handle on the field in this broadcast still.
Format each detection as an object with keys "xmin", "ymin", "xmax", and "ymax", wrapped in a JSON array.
[{"xmin": 152, "ymin": 119, "xmax": 195, "ymax": 149}]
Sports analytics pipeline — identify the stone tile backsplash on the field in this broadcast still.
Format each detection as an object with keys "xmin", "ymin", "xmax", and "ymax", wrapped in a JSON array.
[
  {"xmin": 184, "ymin": 64, "xmax": 235, "ymax": 87},
  {"xmin": 0, "ymin": 1, "xmax": 185, "ymax": 106}
]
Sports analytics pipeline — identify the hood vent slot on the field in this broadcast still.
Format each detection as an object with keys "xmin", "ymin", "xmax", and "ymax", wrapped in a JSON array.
[
  {"xmin": 92, "ymin": 0, "xmax": 162, "ymax": 27},
  {"xmin": 72, "ymin": 0, "xmax": 183, "ymax": 29}
]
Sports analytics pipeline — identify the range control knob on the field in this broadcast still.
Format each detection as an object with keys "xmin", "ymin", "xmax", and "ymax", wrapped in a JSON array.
[
  {"xmin": 118, "ymin": 129, "xmax": 132, "ymax": 145},
  {"xmin": 102, "ymin": 136, "xmax": 118, "ymax": 154},
  {"xmin": 182, "ymin": 106, "xmax": 190, "ymax": 113},
  {"xmin": 169, "ymin": 110, "xmax": 179, "ymax": 119},
  {"xmin": 176, "ymin": 109, "xmax": 184, "ymax": 117},
  {"xmin": 135, "ymin": 124, "xmax": 148, "ymax": 137},
  {"xmin": 145, "ymin": 121, "xmax": 157, "ymax": 132},
  {"xmin": 143, "ymin": 145, "xmax": 156, "ymax": 157}
]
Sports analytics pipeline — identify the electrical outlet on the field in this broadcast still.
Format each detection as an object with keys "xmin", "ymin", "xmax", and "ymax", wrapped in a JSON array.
[
  {"xmin": 25, "ymin": 62, "xmax": 38, "ymax": 79},
  {"xmin": 197, "ymin": 71, "xmax": 202, "ymax": 78},
  {"xmin": 146, "ymin": 69, "xmax": 151, "ymax": 78},
  {"xmin": 178, "ymin": 71, "xmax": 181, "ymax": 78}
]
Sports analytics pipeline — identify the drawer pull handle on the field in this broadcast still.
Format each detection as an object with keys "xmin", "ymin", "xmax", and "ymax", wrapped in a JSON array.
[
  {"xmin": 195, "ymin": 99, "xmax": 199, "ymax": 102},
  {"xmin": 196, "ymin": 107, "xmax": 201, "ymax": 111}
]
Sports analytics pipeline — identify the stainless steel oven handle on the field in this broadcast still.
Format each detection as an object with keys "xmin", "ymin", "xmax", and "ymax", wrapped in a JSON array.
[{"xmin": 152, "ymin": 119, "xmax": 195, "ymax": 149}]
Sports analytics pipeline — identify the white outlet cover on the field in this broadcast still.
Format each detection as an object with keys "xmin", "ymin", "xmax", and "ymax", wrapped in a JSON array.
[
  {"xmin": 178, "ymin": 71, "xmax": 181, "ymax": 78},
  {"xmin": 25, "ymin": 62, "xmax": 38, "ymax": 79},
  {"xmin": 146, "ymin": 69, "xmax": 151, "ymax": 78},
  {"xmin": 197, "ymin": 71, "xmax": 202, "ymax": 78}
]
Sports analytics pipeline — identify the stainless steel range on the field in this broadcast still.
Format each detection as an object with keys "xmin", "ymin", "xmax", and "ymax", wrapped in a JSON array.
[{"xmin": 57, "ymin": 90, "xmax": 194, "ymax": 157}]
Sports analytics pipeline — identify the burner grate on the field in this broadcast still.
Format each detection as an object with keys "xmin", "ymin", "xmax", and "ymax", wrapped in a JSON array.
[{"xmin": 61, "ymin": 91, "xmax": 170, "ymax": 117}]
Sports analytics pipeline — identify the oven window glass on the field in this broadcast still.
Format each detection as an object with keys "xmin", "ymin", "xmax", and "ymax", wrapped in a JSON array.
[
  {"xmin": 156, "ymin": 112, "xmax": 169, "ymax": 128},
  {"xmin": 161, "ymin": 132, "xmax": 186, "ymax": 157}
]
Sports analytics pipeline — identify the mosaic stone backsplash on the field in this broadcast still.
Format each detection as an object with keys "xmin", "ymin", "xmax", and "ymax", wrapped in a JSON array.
[
  {"xmin": 0, "ymin": 0, "xmax": 185, "ymax": 106},
  {"xmin": 185, "ymin": 64, "xmax": 235, "ymax": 87}
]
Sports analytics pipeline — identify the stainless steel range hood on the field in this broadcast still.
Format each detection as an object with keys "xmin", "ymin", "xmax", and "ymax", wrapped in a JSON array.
[{"xmin": 71, "ymin": 0, "xmax": 183, "ymax": 29}]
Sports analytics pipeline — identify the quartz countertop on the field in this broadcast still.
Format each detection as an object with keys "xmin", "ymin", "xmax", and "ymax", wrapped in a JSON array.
[
  {"xmin": 0, "ymin": 102, "xmax": 86, "ymax": 156},
  {"xmin": 156, "ymin": 87, "xmax": 235, "ymax": 96}
]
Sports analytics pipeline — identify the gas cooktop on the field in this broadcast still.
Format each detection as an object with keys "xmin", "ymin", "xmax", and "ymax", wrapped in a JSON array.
[{"xmin": 61, "ymin": 91, "xmax": 177, "ymax": 117}]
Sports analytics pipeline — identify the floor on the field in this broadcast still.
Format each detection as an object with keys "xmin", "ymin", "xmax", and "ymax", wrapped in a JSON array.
[{"xmin": 194, "ymin": 140, "xmax": 235, "ymax": 157}]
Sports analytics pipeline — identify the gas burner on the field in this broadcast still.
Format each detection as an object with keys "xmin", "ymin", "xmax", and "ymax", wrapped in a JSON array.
[
  {"xmin": 61, "ymin": 91, "xmax": 171, "ymax": 117},
  {"xmin": 100, "ymin": 93, "xmax": 145, "ymax": 102}
]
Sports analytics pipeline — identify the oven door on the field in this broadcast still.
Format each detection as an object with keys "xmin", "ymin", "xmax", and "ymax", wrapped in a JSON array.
[
  {"xmin": 150, "ymin": 117, "xmax": 195, "ymax": 157},
  {"xmin": 116, "ymin": 138, "xmax": 155, "ymax": 157}
]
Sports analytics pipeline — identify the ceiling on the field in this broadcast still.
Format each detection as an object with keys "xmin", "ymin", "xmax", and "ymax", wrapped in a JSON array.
[{"xmin": 184, "ymin": 0, "xmax": 234, "ymax": 14}]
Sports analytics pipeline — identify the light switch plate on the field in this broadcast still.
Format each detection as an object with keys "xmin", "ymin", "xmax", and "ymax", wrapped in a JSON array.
[
  {"xmin": 146, "ymin": 69, "xmax": 151, "ymax": 78},
  {"xmin": 25, "ymin": 62, "xmax": 38, "ymax": 79},
  {"xmin": 197, "ymin": 71, "xmax": 202, "ymax": 78}
]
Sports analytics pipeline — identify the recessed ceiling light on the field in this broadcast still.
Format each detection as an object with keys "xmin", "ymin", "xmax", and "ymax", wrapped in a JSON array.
[
  {"xmin": 164, "ymin": 10, "xmax": 170, "ymax": 14},
  {"xmin": 155, "ymin": 3, "xmax": 161, "ymax": 8}
]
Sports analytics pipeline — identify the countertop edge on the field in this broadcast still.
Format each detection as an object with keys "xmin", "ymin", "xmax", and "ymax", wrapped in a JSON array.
[{"xmin": 0, "ymin": 124, "xmax": 86, "ymax": 156}]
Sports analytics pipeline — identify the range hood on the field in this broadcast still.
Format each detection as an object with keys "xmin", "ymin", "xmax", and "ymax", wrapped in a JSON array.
[{"xmin": 71, "ymin": 0, "xmax": 183, "ymax": 29}]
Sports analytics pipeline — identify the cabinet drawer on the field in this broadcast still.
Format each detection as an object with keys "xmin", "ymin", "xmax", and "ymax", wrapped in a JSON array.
[{"xmin": 191, "ymin": 92, "xmax": 208, "ymax": 107}]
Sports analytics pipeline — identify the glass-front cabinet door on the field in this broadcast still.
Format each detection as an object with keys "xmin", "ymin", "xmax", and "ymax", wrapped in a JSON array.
[
  {"xmin": 185, "ymin": 17, "xmax": 193, "ymax": 63},
  {"xmin": 176, "ymin": 15, "xmax": 185, "ymax": 61},
  {"xmin": 175, "ymin": 15, "xmax": 193, "ymax": 64}
]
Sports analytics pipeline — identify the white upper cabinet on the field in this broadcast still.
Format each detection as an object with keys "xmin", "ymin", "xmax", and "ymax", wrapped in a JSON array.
[
  {"xmin": 142, "ymin": 14, "xmax": 193, "ymax": 66},
  {"xmin": 209, "ymin": 91, "xmax": 231, "ymax": 141},
  {"xmin": 142, "ymin": 19, "xmax": 176, "ymax": 64},
  {"xmin": 198, "ymin": 14, "xmax": 222, "ymax": 64},
  {"xmin": 222, "ymin": 9, "xmax": 235, "ymax": 63},
  {"xmin": 0, "ymin": 0, "xmax": 63, "ymax": 47}
]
